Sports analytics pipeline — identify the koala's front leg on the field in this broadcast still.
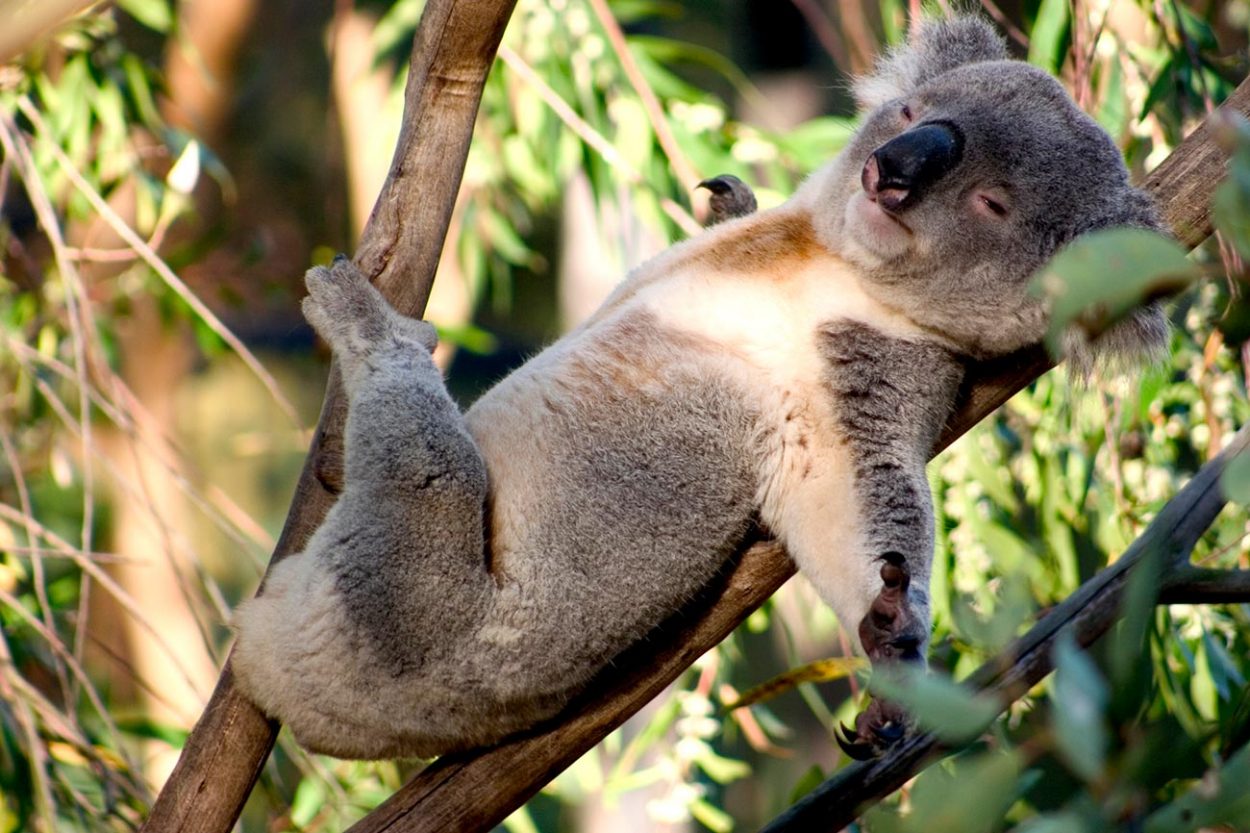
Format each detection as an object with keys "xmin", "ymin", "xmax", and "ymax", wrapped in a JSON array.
[{"xmin": 814, "ymin": 321, "xmax": 965, "ymax": 758}]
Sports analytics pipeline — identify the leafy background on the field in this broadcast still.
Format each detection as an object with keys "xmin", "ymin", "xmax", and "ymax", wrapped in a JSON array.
[{"xmin": 0, "ymin": 0, "xmax": 1249, "ymax": 831}]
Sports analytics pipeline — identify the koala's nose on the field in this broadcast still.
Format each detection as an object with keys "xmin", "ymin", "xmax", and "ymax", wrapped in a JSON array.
[{"xmin": 863, "ymin": 122, "xmax": 963, "ymax": 212}]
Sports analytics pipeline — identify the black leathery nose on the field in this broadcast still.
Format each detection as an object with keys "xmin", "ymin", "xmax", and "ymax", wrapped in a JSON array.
[{"xmin": 870, "ymin": 121, "xmax": 963, "ymax": 210}]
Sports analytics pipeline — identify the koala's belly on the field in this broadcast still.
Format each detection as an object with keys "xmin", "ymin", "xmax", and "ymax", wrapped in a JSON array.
[{"xmin": 465, "ymin": 311, "xmax": 761, "ymax": 669}]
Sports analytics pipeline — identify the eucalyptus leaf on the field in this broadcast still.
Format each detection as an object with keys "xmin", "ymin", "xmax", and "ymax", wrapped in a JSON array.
[
  {"xmin": 1220, "ymin": 445, "xmax": 1250, "ymax": 503},
  {"xmin": 908, "ymin": 751, "xmax": 1023, "ymax": 833},
  {"xmin": 117, "ymin": 0, "xmax": 173, "ymax": 33},
  {"xmin": 1027, "ymin": 0, "xmax": 1069, "ymax": 74},
  {"xmin": 1051, "ymin": 631, "xmax": 1109, "ymax": 783},
  {"xmin": 1031, "ymin": 228, "xmax": 1197, "ymax": 358},
  {"xmin": 870, "ymin": 666, "xmax": 1002, "ymax": 744},
  {"xmin": 1144, "ymin": 743, "xmax": 1250, "ymax": 833}
]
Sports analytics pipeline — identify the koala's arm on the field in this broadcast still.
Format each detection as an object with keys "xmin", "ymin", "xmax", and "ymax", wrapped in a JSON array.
[{"xmin": 768, "ymin": 320, "xmax": 964, "ymax": 756}]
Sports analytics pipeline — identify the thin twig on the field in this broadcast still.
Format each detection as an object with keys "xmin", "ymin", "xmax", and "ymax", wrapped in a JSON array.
[
  {"xmin": 584, "ymin": 0, "xmax": 701, "ymax": 192},
  {"xmin": 788, "ymin": 0, "xmax": 854, "ymax": 72},
  {"xmin": 978, "ymin": 0, "xmax": 1028, "ymax": 48},
  {"xmin": 0, "ymin": 501, "xmax": 214, "ymax": 701},
  {"xmin": 497, "ymin": 45, "xmax": 702, "ymax": 237},
  {"xmin": 9, "ymin": 101, "xmax": 303, "ymax": 429}
]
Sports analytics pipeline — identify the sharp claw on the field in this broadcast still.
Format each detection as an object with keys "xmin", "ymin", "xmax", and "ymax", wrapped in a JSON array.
[{"xmin": 836, "ymin": 723, "xmax": 876, "ymax": 761}]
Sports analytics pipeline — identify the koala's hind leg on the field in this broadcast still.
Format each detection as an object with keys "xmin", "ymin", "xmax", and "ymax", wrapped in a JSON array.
[{"xmin": 234, "ymin": 256, "xmax": 494, "ymax": 759}]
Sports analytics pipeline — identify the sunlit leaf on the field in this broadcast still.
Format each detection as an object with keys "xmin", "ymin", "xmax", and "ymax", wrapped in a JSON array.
[
  {"xmin": 117, "ymin": 0, "xmax": 173, "ymax": 33},
  {"xmin": 290, "ymin": 778, "xmax": 324, "ymax": 828},
  {"xmin": 689, "ymin": 798, "xmax": 734, "ymax": 833},
  {"xmin": 723, "ymin": 657, "xmax": 867, "ymax": 711},
  {"xmin": 1027, "ymin": 0, "xmax": 1069, "ymax": 74}
]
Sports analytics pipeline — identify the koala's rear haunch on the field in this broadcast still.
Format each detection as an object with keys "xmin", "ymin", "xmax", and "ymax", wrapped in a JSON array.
[{"xmin": 232, "ymin": 18, "xmax": 1167, "ymax": 760}]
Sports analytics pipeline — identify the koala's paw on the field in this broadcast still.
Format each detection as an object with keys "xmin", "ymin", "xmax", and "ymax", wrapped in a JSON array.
[
  {"xmin": 838, "ymin": 555, "xmax": 928, "ymax": 760},
  {"xmin": 858, "ymin": 554, "xmax": 926, "ymax": 663},
  {"xmin": 303, "ymin": 255, "xmax": 438, "ymax": 358},
  {"xmin": 836, "ymin": 696, "xmax": 910, "ymax": 760}
]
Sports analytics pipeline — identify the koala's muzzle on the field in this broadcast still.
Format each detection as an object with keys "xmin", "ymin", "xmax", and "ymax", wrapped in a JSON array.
[{"xmin": 862, "ymin": 122, "xmax": 963, "ymax": 213}]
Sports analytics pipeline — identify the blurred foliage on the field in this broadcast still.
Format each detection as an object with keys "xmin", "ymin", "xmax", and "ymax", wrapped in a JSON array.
[{"xmin": 0, "ymin": 0, "xmax": 1249, "ymax": 832}]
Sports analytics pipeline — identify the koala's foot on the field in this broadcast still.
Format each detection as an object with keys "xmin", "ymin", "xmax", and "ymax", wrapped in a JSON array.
[
  {"xmin": 698, "ymin": 175, "xmax": 758, "ymax": 225},
  {"xmin": 303, "ymin": 255, "xmax": 438, "ymax": 360},
  {"xmin": 837, "ymin": 554, "xmax": 927, "ymax": 760}
]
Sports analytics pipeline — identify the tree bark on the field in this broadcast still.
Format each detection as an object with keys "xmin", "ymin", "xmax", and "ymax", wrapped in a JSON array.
[{"xmin": 140, "ymin": 2, "xmax": 517, "ymax": 831}]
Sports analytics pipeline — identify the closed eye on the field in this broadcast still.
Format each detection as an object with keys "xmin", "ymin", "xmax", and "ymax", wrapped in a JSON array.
[
  {"xmin": 974, "ymin": 191, "xmax": 1010, "ymax": 219},
  {"xmin": 981, "ymin": 195, "xmax": 1007, "ymax": 216},
  {"xmin": 900, "ymin": 103, "xmax": 913, "ymax": 123}
]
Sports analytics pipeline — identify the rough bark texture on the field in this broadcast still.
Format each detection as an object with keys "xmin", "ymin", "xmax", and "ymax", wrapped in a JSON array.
[
  {"xmin": 140, "ymin": 1, "xmax": 518, "ymax": 830},
  {"xmin": 143, "ymin": 9, "xmax": 1250, "ymax": 831}
]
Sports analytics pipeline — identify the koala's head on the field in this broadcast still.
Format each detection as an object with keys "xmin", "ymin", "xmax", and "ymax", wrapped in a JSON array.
[{"xmin": 809, "ymin": 17, "xmax": 1168, "ymax": 364}]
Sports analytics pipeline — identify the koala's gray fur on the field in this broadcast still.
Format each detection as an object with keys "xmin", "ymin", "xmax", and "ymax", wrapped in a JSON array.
[{"xmin": 232, "ymin": 17, "xmax": 1168, "ymax": 760}]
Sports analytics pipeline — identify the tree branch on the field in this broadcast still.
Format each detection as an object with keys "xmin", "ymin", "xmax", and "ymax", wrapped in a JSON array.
[
  {"xmin": 339, "ymin": 75, "xmax": 1250, "ymax": 833},
  {"xmin": 140, "ymin": 2, "xmax": 518, "ymax": 831}
]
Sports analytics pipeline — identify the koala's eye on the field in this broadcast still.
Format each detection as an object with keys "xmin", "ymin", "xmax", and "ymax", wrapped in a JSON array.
[
  {"xmin": 974, "ymin": 191, "xmax": 1010, "ymax": 219},
  {"xmin": 900, "ymin": 103, "xmax": 914, "ymax": 123}
]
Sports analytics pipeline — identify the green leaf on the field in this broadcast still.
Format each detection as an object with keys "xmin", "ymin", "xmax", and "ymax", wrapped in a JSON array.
[
  {"xmin": 1027, "ymin": 0, "xmax": 1069, "ymax": 74},
  {"xmin": 1220, "ymin": 443, "xmax": 1250, "ymax": 503},
  {"xmin": 723, "ymin": 656, "xmax": 866, "ymax": 711},
  {"xmin": 1051, "ymin": 631, "xmax": 1109, "ymax": 783},
  {"xmin": 1111, "ymin": 536, "xmax": 1163, "ymax": 694},
  {"xmin": 1031, "ymin": 228, "xmax": 1198, "ymax": 359},
  {"xmin": 870, "ymin": 666, "xmax": 1002, "ymax": 745},
  {"xmin": 689, "ymin": 798, "xmax": 734, "ymax": 833},
  {"xmin": 290, "ymin": 778, "xmax": 324, "ymax": 828},
  {"xmin": 1014, "ymin": 811, "xmax": 1092, "ymax": 833},
  {"xmin": 907, "ymin": 750, "xmax": 1023, "ymax": 833},
  {"xmin": 1144, "ymin": 743, "xmax": 1250, "ymax": 833},
  {"xmin": 693, "ymin": 746, "xmax": 751, "ymax": 784},
  {"xmin": 117, "ymin": 0, "xmax": 173, "ymax": 33}
]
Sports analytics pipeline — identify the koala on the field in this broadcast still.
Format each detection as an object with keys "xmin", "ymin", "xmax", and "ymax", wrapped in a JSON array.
[{"xmin": 232, "ymin": 17, "xmax": 1167, "ymax": 761}]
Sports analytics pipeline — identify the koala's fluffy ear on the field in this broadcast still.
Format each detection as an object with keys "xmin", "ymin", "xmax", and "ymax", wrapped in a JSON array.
[{"xmin": 854, "ymin": 17, "xmax": 1008, "ymax": 109}]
